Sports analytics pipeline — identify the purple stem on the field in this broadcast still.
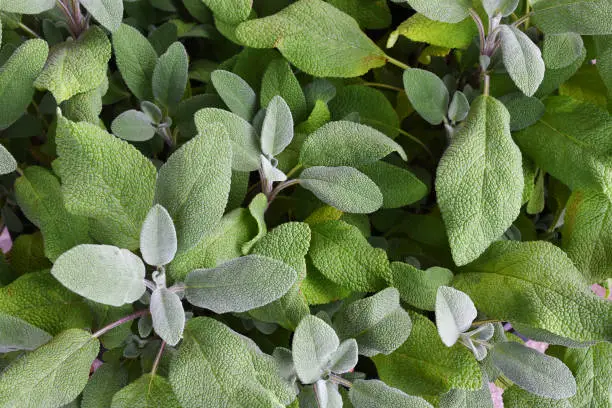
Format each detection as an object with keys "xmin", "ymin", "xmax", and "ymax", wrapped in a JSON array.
[{"xmin": 92, "ymin": 309, "xmax": 150, "ymax": 338}]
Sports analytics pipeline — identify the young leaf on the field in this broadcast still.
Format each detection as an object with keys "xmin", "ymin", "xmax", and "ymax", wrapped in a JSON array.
[
  {"xmin": 150, "ymin": 288, "xmax": 185, "ymax": 346},
  {"xmin": 436, "ymin": 95, "xmax": 523, "ymax": 266},
  {"xmin": 51, "ymin": 244, "xmax": 146, "ymax": 307},
  {"xmin": 531, "ymin": 0, "xmax": 612, "ymax": 35},
  {"xmin": 292, "ymin": 315, "xmax": 340, "ymax": 384},
  {"xmin": 0, "ymin": 312, "xmax": 52, "ymax": 352},
  {"xmin": 0, "ymin": 39, "xmax": 48, "ymax": 129},
  {"xmin": 435, "ymin": 286, "xmax": 477, "ymax": 347},
  {"xmin": 210, "ymin": 70, "xmax": 257, "ymax": 121},
  {"xmin": 153, "ymin": 42, "xmax": 189, "ymax": 108},
  {"xmin": 334, "ymin": 288, "xmax": 412, "ymax": 357},
  {"xmin": 328, "ymin": 339, "xmax": 359, "ymax": 374},
  {"xmin": 447, "ymin": 91, "xmax": 470, "ymax": 123},
  {"xmin": 110, "ymin": 374, "xmax": 182, "ymax": 408},
  {"xmin": 498, "ymin": 92, "xmax": 546, "ymax": 131},
  {"xmin": 261, "ymin": 96, "xmax": 294, "ymax": 157},
  {"xmin": 349, "ymin": 380, "xmax": 434, "ymax": 408},
  {"xmin": 498, "ymin": 25, "xmax": 545, "ymax": 97},
  {"xmin": 140, "ymin": 204, "xmax": 177, "ymax": 267},
  {"xmin": 155, "ymin": 128, "xmax": 232, "ymax": 252},
  {"xmin": 111, "ymin": 110, "xmax": 156, "ymax": 142},
  {"xmin": 260, "ymin": 155, "xmax": 288, "ymax": 183},
  {"xmin": 482, "ymin": 0, "xmax": 519, "ymax": 17},
  {"xmin": 358, "ymin": 161, "xmax": 428, "ymax": 209},
  {"xmin": 185, "ymin": 254, "xmax": 297, "ymax": 313},
  {"xmin": 235, "ymin": 0, "xmax": 387, "ymax": 78},
  {"xmin": 34, "ymin": 27, "xmax": 111, "ymax": 103},
  {"xmin": 300, "ymin": 121, "xmax": 406, "ymax": 167},
  {"xmin": 491, "ymin": 342, "xmax": 577, "ymax": 399},
  {"xmin": 260, "ymin": 59, "xmax": 308, "ymax": 121},
  {"xmin": 299, "ymin": 166, "xmax": 383, "ymax": 214},
  {"xmin": 403, "ymin": 68, "xmax": 449, "ymax": 125},
  {"xmin": 0, "ymin": 329, "xmax": 99, "ymax": 408},
  {"xmin": 390, "ymin": 262, "xmax": 454, "ymax": 311},
  {"xmin": 0, "ymin": 0, "xmax": 54, "ymax": 13},
  {"xmin": 113, "ymin": 24, "xmax": 158, "ymax": 101},
  {"xmin": 202, "ymin": 0, "xmax": 252, "ymax": 24},
  {"xmin": 313, "ymin": 380, "xmax": 342, "ymax": 408},
  {"xmin": 401, "ymin": 0, "xmax": 471, "ymax": 23},
  {"xmin": 543, "ymin": 33, "xmax": 584, "ymax": 69},
  {"xmin": 0, "ymin": 146, "xmax": 16, "ymax": 175},
  {"xmin": 82, "ymin": 363, "xmax": 128, "ymax": 408},
  {"xmin": 388, "ymin": 14, "xmax": 477, "ymax": 49},
  {"xmin": 80, "ymin": 0, "xmax": 124, "ymax": 32},
  {"xmin": 241, "ymin": 193, "xmax": 268, "ymax": 254}
]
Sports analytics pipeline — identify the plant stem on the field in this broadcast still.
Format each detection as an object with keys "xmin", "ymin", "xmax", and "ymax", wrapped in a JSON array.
[
  {"xmin": 328, "ymin": 373, "xmax": 353, "ymax": 389},
  {"xmin": 56, "ymin": 0, "xmax": 78, "ymax": 38},
  {"xmin": 471, "ymin": 319, "xmax": 501, "ymax": 327},
  {"xmin": 469, "ymin": 9, "xmax": 486, "ymax": 56},
  {"xmin": 285, "ymin": 164, "xmax": 303, "ymax": 179},
  {"xmin": 151, "ymin": 341, "xmax": 166, "ymax": 377},
  {"xmin": 396, "ymin": 127, "xmax": 434, "ymax": 159},
  {"xmin": 483, "ymin": 73, "xmax": 490, "ymax": 96},
  {"xmin": 18, "ymin": 22, "xmax": 41, "ymax": 38},
  {"xmin": 92, "ymin": 309, "xmax": 149, "ymax": 338},
  {"xmin": 268, "ymin": 179, "xmax": 301, "ymax": 203},
  {"xmin": 385, "ymin": 55, "xmax": 410, "ymax": 70},
  {"xmin": 362, "ymin": 82, "xmax": 404, "ymax": 93}
]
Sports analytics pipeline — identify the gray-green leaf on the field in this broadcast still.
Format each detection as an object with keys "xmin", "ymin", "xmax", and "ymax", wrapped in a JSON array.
[
  {"xmin": 0, "ymin": 312, "xmax": 52, "ymax": 353},
  {"xmin": 150, "ymin": 288, "xmax": 185, "ymax": 346},
  {"xmin": 329, "ymin": 339, "xmax": 358, "ymax": 374},
  {"xmin": 153, "ymin": 42, "xmax": 189, "ymax": 108},
  {"xmin": 82, "ymin": 363, "xmax": 127, "ymax": 408},
  {"xmin": 543, "ymin": 32, "xmax": 584, "ymax": 69},
  {"xmin": 292, "ymin": 315, "xmax": 340, "ymax": 384},
  {"xmin": 499, "ymin": 25, "xmax": 545, "ymax": 96},
  {"xmin": 210, "ymin": 70, "xmax": 257, "ymax": 121},
  {"xmin": 261, "ymin": 95, "xmax": 294, "ymax": 157},
  {"xmin": 435, "ymin": 286, "xmax": 477, "ymax": 347},
  {"xmin": 349, "ymin": 379, "xmax": 434, "ymax": 408},
  {"xmin": 0, "ymin": 145, "xmax": 16, "ymax": 175},
  {"xmin": 447, "ymin": 91, "xmax": 470, "ymax": 123},
  {"xmin": 531, "ymin": 0, "xmax": 612, "ymax": 35},
  {"xmin": 80, "ymin": 0, "xmax": 123, "ymax": 32},
  {"xmin": 390, "ymin": 262, "xmax": 454, "ymax": 311},
  {"xmin": 140, "ymin": 204, "xmax": 177, "ymax": 267},
  {"xmin": 402, "ymin": 0, "xmax": 471, "ymax": 23},
  {"xmin": 403, "ymin": 68, "xmax": 449, "ymax": 125},
  {"xmin": 111, "ymin": 110, "xmax": 156, "ymax": 142},
  {"xmin": 482, "ymin": 0, "xmax": 519, "ymax": 17},
  {"xmin": 498, "ymin": 92, "xmax": 546, "ymax": 131},
  {"xmin": 0, "ymin": 0, "xmax": 54, "ymax": 13},
  {"xmin": 111, "ymin": 374, "xmax": 181, "ymax": 408}
]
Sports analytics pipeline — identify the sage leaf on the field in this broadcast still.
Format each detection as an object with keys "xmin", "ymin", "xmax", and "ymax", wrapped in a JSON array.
[
  {"xmin": 185, "ymin": 254, "xmax": 297, "ymax": 313},
  {"xmin": 0, "ymin": 312, "xmax": 52, "ymax": 352},
  {"xmin": 110, "ymin": 374, "xmax": 182, "ymax": 408},
  {"xmin": 150, "ymin": 288, "xmax": 185, "ymax": 346},
  {"xmin": 0, "ymin": 329, "xmax": 99, "ymax": 408},
  {"xmin": 499, "ymin": 25, "xmax": 545, "ymax": 97},
  {"xmin": 531, "ymin": 0, "xmax": 612, "ymax": 35},
  {"xmin": 292, "ymin": 315, "xmax": 340, "ymax": 384},
  {"xmin": 260, "ymin": 58, "xmax": 308, "ymax": 122},
  {"xmin": 80, "ymin": 0, "xmax": 124, "ymax": 32},
  {"xmin": 390, "ymin": 262, "xmax": 454, "ymax": 311},
  {"xmin": 329, "ymin": 339, "xmax": 358, "ymax": 374},
  {"xmin": 327, "ymin": 0, "xmax": 392, "ymax": 30},
  {"xmin": 436, "ymin": 95, "xmax": 523, "ymax": 266},
  {"xmin": 153, "ymin": 42, "xmax": 189, "ymax": 108},
  {"xmin": 261, "ymin": 96, "xmax": 294, "ymax": 157},
  {"xmin": 502, "ymin": 386, "xmax": 572, "ymax": 408},
  {"xmin": 482, "ymin": 0, "xmax": 519, "ymax": 17},
  {"xmin": 543, "ymin": 33, "xmax": 584, "ymax": 69},
  {"xmin": 447, "ymin": 91, "xmax": 470, "ymax": 123},
  {"xmin": 439, "ymin": 380, "xmax": 494, "ymax": 408},
  {"xmin": 0, "ymin": 0, "xmax": 54, "ymax": 13},
  {"xmin": 349, "ymin": 379, "xmax": 434, "ymax": 408},
  {"xmin": 140, "ymin": 204, "xmax": 177, "ymax": 267},
  {"xmin": 358, "ymin": 161, "xmax": 428, "ymax": 209},
  {"xmin": 51, "ymin": 244, "xmax": 146, "ymax": 307},
  {"xmin": 435, "ymin": 286, "xmax": 477, "ymax": 347},
  {"xmin": 260, "ymin": 155, "xmax": 288, "ymax": 183},
  {"xmin": 0, "ymin": 146, "xmax": 16, "ymax": 175},
  {"xmin": 235, "ymin": 0, "xmax": 387, "ymax": 78},
  {"xmin": 561, "ymin": 342, "xmax": 612, "ymax": 407},
  {"xmin": 490, "ymin": 342, "xmax": 576, "ymax": 399},
  {"xmin": 388, "ymin": 14, "xmax": 477, "ymax": 50},
  {"xmin": 241, "ymin": 193, "xmax": 267, "ymax": 254},
  {"xmin": 403, "ymin": 68, "xmax": 449, "ymax": 125},
  {"xmin": 498, "ymin": 92, "xmax": 546, "ymax": 131},
  {"xmin": 202, "ymin": 0, "xmax": 251, "ymax": 24},
  {"xmin": 401, "ymin": 0, "xmax": 471, "ymax": 23},
  {"xmin": 211, "ymin": 70, "xmax": 257, "ymax": 121},
  {"xmin": 111, "ymin": 110, "xmax": 156, "ymax": 142},
  {"xmin": 82, "ymin": 363, "xmax": 127, "ymax": 408}
]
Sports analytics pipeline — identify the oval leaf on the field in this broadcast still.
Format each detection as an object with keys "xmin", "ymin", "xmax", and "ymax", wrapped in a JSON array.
[
  {"xmin": 435, "ymin": 286, "xmax": 477, "ymax": 347},
  {"xmin": 153, "ymin": 42, "xmax": 189, "ymax": 108},
  {"xmin": 292, "ymin": 315, "xmax": 340, "ymax": 384},
  {"xmin": 349, "ymin": 379, "xmax": 434, "ymax": 408},
  {"xmin": 140, "ymin": 204, "xmax": 178, "ymax": 266},
  {"xmin": 150, "ymin": 288, "xmax": 185, "ymax": 346},
  {"xmin": 261, "ymin": 96, "xmax": 294, "ymax": 157},
  {"xmin": 499, "ymin": 25, "xmax": 545, "ymax": 97},
  {"xmin": 0, "ymin": 311, "xmax": 52, "ymax": 353},
  {"xmin": 111, "ymin": 110, "xmax": 156, "ymax": 142},
  {"xmin": 403, "ymin": 68, "xmax": 450, "ymax": 125},
  {"xmin": 211, "ymin": 70, "xmax": 257, "ymax": 121}
]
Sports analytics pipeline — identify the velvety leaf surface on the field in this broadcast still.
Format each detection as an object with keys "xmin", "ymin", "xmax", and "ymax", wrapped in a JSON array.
[
  {"xmin": 110, "ymin": 374, "xmax": 182, "ymax": 408},
  {"xmin": 0, "ymin": 312, "xmax": 52, "ymax": 353},
  {"xmin": 390, "ymin": 262, "xmax": 454, "ymax": 311},
  {"xmin": 349, "ymin": 380, "xmax": 433, "ymax": 408},
  {"xmin": 389, "ymin": 14, "xmax": 477, "ymax": 49},
  {"xmin": 531, "ymin": 0, "xmax": 612, "ymax": 35},
  {"xmin": 82, "ymin": 363, "xmax": 127, "ymax": 408}
]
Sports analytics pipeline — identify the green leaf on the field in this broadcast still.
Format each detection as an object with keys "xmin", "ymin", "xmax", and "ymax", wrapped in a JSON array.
[
  {"xmin": 150, "ymin": 288, "xmax": 185, "ymax": 346},
  {"xmin": 502, "ymin": 386, "xmax": 572, "ymax": 408},
  {"xmin": 0, "ymin": 312, "xmax": 51, "ymax": 352},
  {"xmin": 292, "ymin": 315, "xmax": 341, "ymax": 384},
  {"xmin": 113, "ymin": 24, "xmax": 158, "ymax": 101},
  {"xmin": 490, "ymin": 342, "xmax": 576, "ymax": 399},
  {"xmin": 153, "ymin": 42, "xmax": 188, "ymax": 108},
  {"xmin": 453, "ymin": 240, "xmax": 612, "ymax": 342},
  {"xmin": 594, "ymin": 35, "xmax": 612, "ymax": 111},
  {"xmin": 15, "ymin": 166, "xmax": 92, "ymax": 261},
  {"xmin": 55, "ymin": 115, "xmax": 157, "ymax": 249},
  {"xmin": 0, "ymin": 0, "xmax": 54, "ymax": 13},
  {"xmin": 88, "ymin": 302, "xmax": 133, "ymax": 350},
  {"xmin": 194, "ymin": 108, "xmax": 261, "ymax": 172},
  {"xmin": 542, "ymin": 32, "xmax": 584, "ymax": 69},
  {"xmin": 155, "ymin": 129, "xmax": 232, "ymax": 253},
  {"xmin": 235, "ymin": 0, "xmax": 387, "ymax": 78},
  {"xmin": 448, "ymin": 91, "xmax": 470, "ymax": 123},
  {"xmin": 498, "ymin": 92, "xmax": 546, "ymax": 131},
  {"xmin": 498, "ymin": 25, "xmax": 545, "ymax": 97},
  {"xmin": 241, "ymin": 193, "xmax": 268, "ymax": 254},
  {"xmin": 110, "ymin": 374, "xmax": 182, "ymax": 408},
  {"xmin": 260, "ymin": 59, "xmax": 308, "ymax": 122},
  {"xmin": 531, "ymin": 0, "xmax": 612, "ymax": 35},
  {"xmin": 439, "ymin": 380, "xmax": 494, "ymax": 408},
  {"xmin": 185, "ymin": 254, "xmax": 297, "ymax": 313},
  {"xmin": 309, "ymin": 220, "xmax": 390, "ymax": 291},
  {"xmin": 561, "ymin": 342, "xmax": 612, "ymax": 407},
  {"xmin": 403, "ymin": 68, "xmax": 449, "ymax": 125},
  {"xmin": 210, "ymin": 70, "xmax": 257, "ymax": 121},
  {"xmin": 435, "ymin": 286, "xmax": 476, "ymax": 347},
  {"xmin": 140, "ymin": 204, "xmax": 177, "ymax": 267},
  {"xmin": 436, "ymin": 95, "xmax": 523, "ymax": 266},
  {"xmin": 82, "ymin": 363, "xmax": 127, "ymax": 408},
  {"xmin": 562, "ymin": 190, "xmax": 612, "ymax": 282},
  {"xmin": 169, "ymin": 317, "xmax": 295, "ymax": 408},
  {"xmin": 80, "ymin": 0, "xmax": 124, "ymax": 32},
  {"xmin": 202, "ymin": 0, "xmax": 251, "ymax": 24},
  {"xmin": 300, "ymin": 121, "xmax": 406, "ymax": 167},
  {"xmin": 51, "ymin": 244, "xmax": 146, "ymax": 307},
  {"xmin": 62, "ymin": 77, "xmax": 108, "ymax": 124},
  {"xmin": 0, "ymin": 271, "xmax": 92, "ymax": 335},
  {"xmin": 402, "ymin": 0, "xmax": 471, "ymax": 23},
  {"xmin": 0, "ymin": 329, "xmax": 100, "ymax": 408},
  {"xmin": 333, "ymin": 288, "xmax": 412, "ymax": 357},
  {"xmin": 0, "ymin": 39, "xmax": 48, "ymax": 129},
  {"xmin": 358, "ymin": 161, "xmax": 428, "ymax": 208},
  {"xmin": 261, "ymin": 96, "xmax": 294, "ymax": 156},
  {"xmin": 535, "ymin": 46, "xmax": 586, "ymax": 97},
  {"xmin": 482, "ymin": 0, "xmax": 519, "ymax": 17},
  {"xmin": 111, "ymin": 110, "xmax": 156, "ymax": 142},
  {"xmin": 329, "ymin": 339, "xmax": 359, "ymax": 374},
  {"xmin": 373, "ymin": 312, "xmax": 482, "ymax": 397},
  {"xmin": 388, "ymin": 14, "xmax": 477, "ymax": 49},
  {"xmin": 0, "ymin": 145, "xmax": 16, "ymax": 175},
  {"xmin": 34, "ymin": 27, "xmax": 111, "ymax": 104},
  {"xmin": 349, "ymin": 380, "xmax": 434, "ymax": 408},
  {"xmin": 390, "ymin": 262, "xmax": 454, "ymax": 311},
  {"xmin": 327, "ymin": 0, "xmax": 391, "ymax": 29}
]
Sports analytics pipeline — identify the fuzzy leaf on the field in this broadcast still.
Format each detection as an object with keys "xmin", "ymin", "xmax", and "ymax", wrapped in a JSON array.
[
  {"xmin": 349, "ymin": 380, "xmax": 434, "ymax": 408},
  {"xmin": 261, "ymin": 59, "xmax": 308, "ymax": 121},
  {"xmin": 0, "ymin": 146, "xmax": 16, "ymax": 175},
  {"xmin": 447, "ymin": 91, "xmax": 470, "ymax": 123},
  {"xmin": 0, "ymin": 312, "xmax": 52, "ymax": 353},
  {"xmin": 80, "ymin": 0, "xmax": 123, "ymax": 32},
  {"xmin": 211, "ymin": 70, "xmax": 257, "ymax": 121},
  {"xmin": 388, "ymin": 14, "xmax": 477, "ymax": 49},
  {"xmin": 82, "ymin": 363, "xmax": 127, "ymax": 408},
  {"xmin": 439, "ymin": 380, "xmax": 494, "ymax": 408},
  {"xmin": 327, "ymin": 0, "xmax": 391, "ymax": 29},
  {"xmin": 153, "ymin": 42, "xmax": 189, "ymax": 108},
  {"xmin": 402, "ymin": 0, "xmax": 471, "ymax": 23},
  {"xmin": 499, "ymin": 25, "xmax": 545, "ymax": 96},
  {"xmin": 531, "ymin": 0, "xmax": 612, "ymax": 35},
  {"xmin": 261, "ymin": 96, "xmax": 294, "ymax": 157},
  {"xmin": 0, "ymin": 0, "xmax": 54, "ymax": 13},
  {"xmin": 140, "ymin": 204, "xmax": 177, "ymax": 267},
  {"xmin": 111, "ymin": 110, "xmax": 156, "ymax": 142},
  {"xmin": 435, "ymin": 286, "xmax": 477, "ymax": 347},
  {"xmin": 358, "ymin": 161, "xmax": 428, "ymax": 209},
  {"xmin": 562, "ymin": 342, "xmax": 612, "ymax": 407},
  {"xmin": 150, "ymin": 288, "xmax": 185, "ymax": 346},
  {"xmin": 543, "ymin": 32, "xmax": 584, "ymax": 69},
  {"xmin": 482, "ymin": 0, "xmax": 519, "ymax": 17},
  {"xmin": 111, "ymin": 374, "xmax": 182, "ymax": 408},
  {"xmin": 391, "ymin": 262, "xmax": 454, "ymax": 311},
  {"xmin": 202, "ymin": 0, "xmax": 251, "ymax": 24},
  {"xmin": 241, "ymin": 193, "xmax": 268, "ymax": 254},
  {"xmin": 329, "ymin": 339, "xmax": 358, "ymax": 374},
  {"xmin": 403, "ymin": 68, "xmax": 449, "ymax": 125},
  {"xmin": 498, "ymin": 92, "xmax": 546, "ymax": 131},
  {"xmin": 293, "ymin": 315, "xmax": 340, "ymax": 384}
]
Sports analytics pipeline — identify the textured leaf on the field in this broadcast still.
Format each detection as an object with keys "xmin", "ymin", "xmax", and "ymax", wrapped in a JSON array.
[
  {"xmin": 334, "ymin": 288, "xmax": 412, "ymax": 357},
  {"xmin": 490, "ymin": 342, "xmax": 576, "ymax": 399},
  {"xmin": 202, "ymin": 0, "xmax": 251, "ymax": 24},
  {"xmin": 349, "ymin": 380, "xmax": 434, "ymax": 408},
  {"xmin": 0, "ymin": 271, "xmax": 92, "ymax": 335},
  {"xmin": 436, "ymin": 95, "xmax": 523, "ymax": 266},
  {"xmin": 329, "ymin": 339, "xmax": 358, "ymax": 374},
  {"xmin": 502, "ymin": 386, "xmax": 571, "ymax": 408},
  {"xmin": 358, "ymin": 161, "xmax": 428, "ymax": 208},
  {"xmin": 155, "ymin": 129, "xmax": 232, "ymax": 253},
  {"xmin": 388, "ymin": 14, "xmax": 477, "ymax": 49},
  {"xmin": 0, "ymin": 312, "xmax": 51, "ymax": 353},
  {"xmin": 14, "ymin": 166, "xmax": 92, "ymax": 261},
  {"xmin": 309, "ymin": 220, "xmax": 389, "ymax": 291},
  {"xmin": 260, "ymin": 58, "xmax": 308, "ymax": 121},
  {"xmin": 235, "ymin": 0, "xmax": 387, "ymax": 78},
  {"xmin": 113, "ymin": 24, "xmax": 158, "ymax": 101},
  {"xmin": 111, "ymin": 374, "xmax": 181, "ymax": 408},
  {"xmin": 0, "ymin": 0, "xmax": 54, "ymax": 13},
  {"xmin": 185, "ymin": 254, "xmax": 297, "ymax": 313},
  {"xmin": 0, "ymin": 146, "xmax": 16, "ymax": 175},
  {"xmin": 169, "ymin": 317, "xmax": 295, "ymax": 408},
  {"xmin": 543, "ymin": 32, "xmax": 584, "ymax": 69},
  {"xmin": 531, "ymin": 0, "xmax": 612, "ymax": 35},
  {"xmin": 51, "ymin": 244, "xmax": 146, "ymax": 306},
  {"xmin": 435, "ymin": 286, "xmax": 477, "ymax": 347},
  {"xmin": 62, "ymin": 77, "xmax": 108, "ymax": 124},
  {"xmin": 211, "ymin": 70, "xmax": 257, "ymax": 121},
  {"xmin": 111, "ymin": 110, "xmax": 156, "ymax": 142},
  {"xmin": 561, "ymin": 342, "xmax": 612, "ymax": 407},
  {"xmin": 499, "ymin": 25, "xmax": 545, "ymax": 97},
  {"xmin": 300, "ymin": 121, "xmax": 406, "ymax": 167},
  {"xmin": 391, "ymin": 262, "xmax": 454, "ymax": 311},
  {"xmin": 482, "ymin": 0, "xmax": 519, "ymax": 17},
  {"xmin": 327, "ymin": 0, "xmax": 391, "ymax": 29},
  {"xmin": 242, "ymin": 193, "xmax": 268, "ymax": 254},
  {"xmin": 439, "ymin": 380, "xmax": 494, "ymax": 408},
  {"xmin": 403, "ymin": 68, "xmax": 449, "ymax": 125},
  {"xmin": 453, "ymin": 240, "xmax": 612, "ymax": 342},
  {"xmin": 140, "ymin": 205, "xmax": 177, "ymax": 267},
  {"xmin": 293, "ymin": 315, "xmax": 340, "ymax": 383},
  {"xmin": 373, "ymin": 312, "xmax": 482, "ymax": 396},
  {"xmin": 402, "ymin": 0, "xmax": 471, "ymax": 23},
  {"xmin": 153, "ymin": 42, "xmax": 188, "ymax": 108},
  {"xmin": 82, "ymin": 363, "xmax": 128, "ymax": 408},
  {"xmin": 0, "ymin": 329, "xmax": 99, "ymax": 408},
  {"xmin": 55, "ymin": 115, "xmax": 157, "ymax": 249},
  {"xmin": 34, "ymin": 27, "xmax": 111, "ymax": 103},
  {"xmin": 261, "ymin": 96, "xmax": 294, "ymax": 156},
  {"xmin": 448, "ymin": 91, "xmax": 470, "ymax": 123},
  {"xmin": 498, "ymin": 92, "xmax": 546, "ymax": 131},
  {"xmin": 150, "ymin": 288, "xmax": 185, "ymax": 346},
  {"xmin": 80, "ymin": 0, "xmax": 124, "ymax": 32},
  {"xmin": 0, "ymin": 39, "xmax": 48, "ymax": 129}
]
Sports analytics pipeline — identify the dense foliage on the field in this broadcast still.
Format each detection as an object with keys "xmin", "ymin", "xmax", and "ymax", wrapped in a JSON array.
[{"xmin": 0, "ymin": 0, "xmax": 610, "ymax": 407}]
